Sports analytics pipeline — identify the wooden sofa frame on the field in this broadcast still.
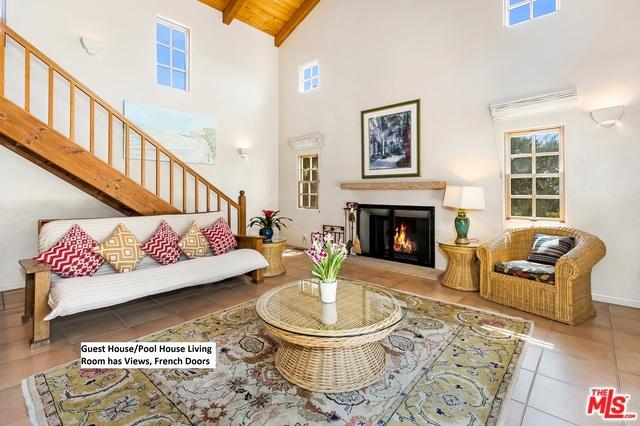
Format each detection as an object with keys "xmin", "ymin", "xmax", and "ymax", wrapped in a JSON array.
[{"xmin": 19, "ymin": 221, "xmax": 264, "ymax": 349}]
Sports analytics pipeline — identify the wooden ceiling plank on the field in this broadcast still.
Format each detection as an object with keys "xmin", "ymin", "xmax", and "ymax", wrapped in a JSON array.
[
  {"xmin": 274, "ymin": 0, "xmax": 320, "ymax": 47},
  {"xmin": 223, "ymin": 0, "xmax": 249, "ymax": 24}
]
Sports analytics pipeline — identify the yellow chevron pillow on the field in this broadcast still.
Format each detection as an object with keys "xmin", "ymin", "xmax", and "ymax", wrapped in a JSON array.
[
  {"xmin": 178, "ymin": 221, "xmax": 210, "ymax": 259},
  {"xmin": 93, "ymin": 224, "xmax": 146, "ymax": 273}
]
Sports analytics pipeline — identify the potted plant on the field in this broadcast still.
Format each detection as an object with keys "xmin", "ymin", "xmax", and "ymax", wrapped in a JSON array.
[
  {"xmin": 305, "ymin": 232, "xmax": 348, "ymax": 303},
  {"xmin": 249, "ymin": 210, "xmax": 292, "ymax": 242}
]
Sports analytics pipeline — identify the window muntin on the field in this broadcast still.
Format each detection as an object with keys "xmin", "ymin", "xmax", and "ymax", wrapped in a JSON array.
[
  {"xmin": 506, "ymin": 0, "xmax": 558, "ymax": 26},
  {"xmin": 299, "ymin": 61, "xmax": 319, "ymax": 93},
  {"xmin": 505, "ymin": 127, "xmax": 564, "ymax": 220},
  {"xmin": 156, "ymin": 18, "xmax": 189, "ymax": 91},
  {"xmin": 298, "ymin": 154, "xmax": 319, "ymax": 209}
]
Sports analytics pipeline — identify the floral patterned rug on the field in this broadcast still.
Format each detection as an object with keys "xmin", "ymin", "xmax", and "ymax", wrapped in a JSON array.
[{"xmin": 22, "ymin": 283, "xmax": 531, "ymax": 425}]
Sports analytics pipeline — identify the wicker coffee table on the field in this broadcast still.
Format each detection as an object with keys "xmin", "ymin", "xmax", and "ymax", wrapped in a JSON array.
[{"xmin": 256, "ymin": 279, "xmax": 404, "ymax": 393}]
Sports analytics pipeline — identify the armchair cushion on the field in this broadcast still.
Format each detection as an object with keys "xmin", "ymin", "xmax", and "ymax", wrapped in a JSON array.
[
  {"xmin": 527, "ymin": 233, "xmax": 574, "ymax": 265},
  {"xmin": 494, "ymin": 260, "xmax": 555, "ymax": 285}
]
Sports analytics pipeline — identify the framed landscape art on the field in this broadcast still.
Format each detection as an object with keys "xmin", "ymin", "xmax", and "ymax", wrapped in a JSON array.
[{"xmin": 361, "ymin": 99, "xmax": 420, "ymax": 178}]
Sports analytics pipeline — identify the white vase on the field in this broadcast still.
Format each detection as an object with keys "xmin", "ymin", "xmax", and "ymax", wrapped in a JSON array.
[
  {"xmin": 319, "ymin": 280, "xmax": 337, "ymax": 304},
  {"xmin": 321, "ymin": 302, "xmax": 338, "ymax": 325}
]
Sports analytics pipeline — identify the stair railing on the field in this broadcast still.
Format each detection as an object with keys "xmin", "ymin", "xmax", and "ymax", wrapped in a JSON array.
[{"xmin": 0, "ymin": 24, "xmax": 246, "ymax": 234}]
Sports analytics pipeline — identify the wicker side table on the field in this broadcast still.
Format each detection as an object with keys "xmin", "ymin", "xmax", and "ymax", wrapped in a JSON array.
[
  {"xmin": 438, "ymin": 241, "xmax": 480, "ymax": 291},
  {"xmin": 261, "ymin": 238, "xmax": 287, "ymax": 277}
]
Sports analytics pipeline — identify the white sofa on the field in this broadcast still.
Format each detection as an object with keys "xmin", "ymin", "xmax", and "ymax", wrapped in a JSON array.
[{"xmin": 23, "ymin": 212, "xmax": 268, "ymax": 347}]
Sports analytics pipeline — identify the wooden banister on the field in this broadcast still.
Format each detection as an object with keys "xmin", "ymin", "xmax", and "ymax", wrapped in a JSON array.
[{"xmin": 0, "ymin": 23, "xmax": 245, "ymax": 231}]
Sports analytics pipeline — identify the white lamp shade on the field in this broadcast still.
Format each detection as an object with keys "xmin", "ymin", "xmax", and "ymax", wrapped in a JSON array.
[{"xmin": 443, "ymin": 186, "xmax": 485, "ymax": 210}]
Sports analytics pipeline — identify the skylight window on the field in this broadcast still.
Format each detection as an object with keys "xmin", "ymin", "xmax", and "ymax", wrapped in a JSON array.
[
  {"xmin": 506, "ymin": 0, "xmax": 558, "ymax": 26},
  {"xmin": 156, "ymin": 18, "xmax": 189, "ymax": 91},
  {"xmin": 299, "ymin": 61, "xmax": 319, "ymax": 93}
]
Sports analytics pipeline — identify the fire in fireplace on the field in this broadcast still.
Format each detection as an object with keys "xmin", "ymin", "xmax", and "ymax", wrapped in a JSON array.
[{"xmin": 393, "ymin": 221, "xmax": 415, "ymax": 254}]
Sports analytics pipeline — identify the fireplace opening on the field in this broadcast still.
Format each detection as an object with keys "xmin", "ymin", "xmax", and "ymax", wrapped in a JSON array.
[{"xmin": 357, "ymin": 204, "xmax": 435, "ymax": 268}]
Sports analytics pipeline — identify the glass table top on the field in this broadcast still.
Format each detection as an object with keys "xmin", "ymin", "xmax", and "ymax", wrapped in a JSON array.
[{"xmin": 255, "ymin": 278, "xmax": 405, "ymax": 338}]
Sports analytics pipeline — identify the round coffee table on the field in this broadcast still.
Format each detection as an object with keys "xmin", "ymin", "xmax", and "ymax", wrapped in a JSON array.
[{"xmin": 256, "ymin": 279, "xmax": 404, "ymax": 393}]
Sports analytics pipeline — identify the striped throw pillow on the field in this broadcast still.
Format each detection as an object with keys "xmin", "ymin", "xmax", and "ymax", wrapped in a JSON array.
[{"xmin": 527, "ymin": 233, "xmax": 575, "ymax": 266}]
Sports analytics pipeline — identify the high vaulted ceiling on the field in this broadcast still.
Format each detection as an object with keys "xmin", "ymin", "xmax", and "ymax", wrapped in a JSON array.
[{"xmin": 199, "ymin": 0, "xmax": 320, "ymax": 47}]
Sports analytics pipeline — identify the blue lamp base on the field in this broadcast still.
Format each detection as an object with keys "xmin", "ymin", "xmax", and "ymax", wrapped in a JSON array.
[{"xmin": 454, "ymin": 209, "xmax": 470, "ymax": 245}]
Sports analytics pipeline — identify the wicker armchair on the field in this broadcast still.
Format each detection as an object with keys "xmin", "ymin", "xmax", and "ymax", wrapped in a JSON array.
[{"xmin": 476, "ymin": 227, "xmax": 606, "ymax": 325}]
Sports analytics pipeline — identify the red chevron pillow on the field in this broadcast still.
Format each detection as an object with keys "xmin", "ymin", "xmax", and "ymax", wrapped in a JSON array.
[
  {"xmin": 141, "ymin": 220, "xmax": 182, "ymax": 265},
  {"xmin": 34, "ymin": 224, "xmax": 104, "ymax": 278},
  {"xmin": 201, "ymin": 218, "xmax": 237, "ymax": 255}
]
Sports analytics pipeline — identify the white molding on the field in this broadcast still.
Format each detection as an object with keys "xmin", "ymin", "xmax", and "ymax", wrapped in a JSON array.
[
  {"xmin": 592, "ymin": 293, "xmax": 640, "ymax": 309},
  {"xmin": 1, "ymin": 280, "xmax": 24, "ymax": 292},
  {"xmin": 489, "ymin": 88, "xmax": 578, "ymax": 121},
  {"xmin": 287, "ymin": 132, "xmax": 324, "ymax": 151}
]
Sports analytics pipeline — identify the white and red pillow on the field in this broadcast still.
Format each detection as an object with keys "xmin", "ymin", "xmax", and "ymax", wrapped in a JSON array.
[
  {"xmin": 141, "ymin": 220, "xmax": 182, "ymax": 265},
  {"xmin": 34, "ymin": 224, "xmax": 104, "ymax": 278},
  {"xmin": 201, "ymin": 218, "xmax": 237, "ymax": 255}
]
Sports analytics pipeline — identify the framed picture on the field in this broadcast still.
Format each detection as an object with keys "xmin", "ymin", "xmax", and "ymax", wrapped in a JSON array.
[{"xmin": 361, "ymin": 99, "xmax": 420, "ymax": 178}]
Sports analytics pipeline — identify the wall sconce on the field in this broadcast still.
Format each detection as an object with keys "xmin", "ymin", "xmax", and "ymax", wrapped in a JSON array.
[
  {"xmin": 237, "ymin": 147, "xmax": 250, "ymax": 159},
  {"xmin": 591, "ymin": 105, "xmax": 624, "ymax": 128},
  {"xmin": 80, "ymin": 36, "xmax": 105, "ymax": 56}
]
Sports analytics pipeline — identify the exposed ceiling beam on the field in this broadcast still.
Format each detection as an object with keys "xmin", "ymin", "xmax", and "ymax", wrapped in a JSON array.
[
  {"xmin": 274, "ymin": 0, "xmax": 320, "ymax": 47},
  {"xmin": 223, "ymin": 0, "xmax": 248, "ymax": 25}
]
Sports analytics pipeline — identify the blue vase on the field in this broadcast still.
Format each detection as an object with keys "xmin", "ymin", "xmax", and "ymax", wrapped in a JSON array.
[
  {"xmin": 454, "ymin": 210, "xmax": 470, "ymax": 245},
  {"xmin": 263, "ymin": 228, "xmax": 274, "ymax": 242}
]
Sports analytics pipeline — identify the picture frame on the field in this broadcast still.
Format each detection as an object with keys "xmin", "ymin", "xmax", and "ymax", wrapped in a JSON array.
[{"xmin": 361, "ymin": 99, "xmax": 420, "ymax": 179}]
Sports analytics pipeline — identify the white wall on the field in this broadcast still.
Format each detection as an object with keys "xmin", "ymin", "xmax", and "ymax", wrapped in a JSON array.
[
  {"xmin": 278, "ymin": 0, "xmax": 640, "ymax": 306},
  {"xmin": 0, "ymin": 0, "xmax": 279, "ymax": 290}
]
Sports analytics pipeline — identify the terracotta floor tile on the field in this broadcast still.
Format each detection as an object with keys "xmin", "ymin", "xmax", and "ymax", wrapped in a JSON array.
[
  {"xmin": 612, "ymin": 316, "xmax": 640, "ymax": 337},
  {"xmin": 3, "ymin": 290, "xmax": 25, "ymax": 305},
  {"xmin": 593, "ymin": 301, "xmax": 610, "ymax": 316},
  {"xmin": 537, "ymin": 350, "xmax": 618, "ymax": 390},
  {"xmin": 545, "ymin": 331, "xmax": 617, "ymax": 369},
  {"xmin": 159, "ymin": 293, "xmax": 220, "ymax": 314},
  {"xmin": 62, "ymin": 314, "xmax": 127, "ymax": 342},
  {"xmin": 111, "ymin": 298, "xmax": 162, "ymax": 315},
  {"xmin": 610, "ymin": 305, "xmax": 640, "ymax": 321},
  {"xmin": 0, "ymin": 385, "xmax": 29, "ymax": 424},
  {"xmin": 131, "ymin": 314, "xmax": 185, "ymax": 338},
  {"xmin": 0, "ymin": 345, "xmax": 77, "ymax": 391},
  {"xmin": 505, "ymin": 399, "xmax": 525, "ymax": 425},
  {"xmin": 114, "ymin": 305, "xmax": 172, "ymax": 328},
  {"xmin": 0, "ymin": 338, "xmax": 71, "ymax": 367},
  {"xmin": 528, "ymin": 374, "xmax": 602, "ymax": 425},
  {"xmin": 549, "ymin": 318, "xmax": 613, "ymax": 345},
  {"xmin": 512, "ymin": 369, "xmax": 535, "ymax": 403},
  {"xmin": 0, "ymin": 324, "xmax": 32, "ymax": 346},
  {"xmin": 0, "ymin": 312, "xmax": 25, "ymax": 330},
  {"xmin": 616, "ymin": 348, "xmax": 640, "ymax": 376},
  {"xmin": 521, "ymin": 407, "xmax": 574, "ymax": 426},
  {"xmin": 619, "ymin": 372, "xmax": 640, "ymax": 415},
  {"xmin": 613, "ymin": 330, "xmax": 640, "ymax": 353},
  {"xmin": 178, "ymin": 303, "xmax": 226, "ymax": 321},
  {"xmin": 521, "ymin": 345, "xmax": 542, "ymax": 372}
]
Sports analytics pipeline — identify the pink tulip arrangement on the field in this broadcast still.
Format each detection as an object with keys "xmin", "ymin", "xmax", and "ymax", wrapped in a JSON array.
[{"xmin": 305, "ymin": 232, "xmax": 348, "ymax": 283}]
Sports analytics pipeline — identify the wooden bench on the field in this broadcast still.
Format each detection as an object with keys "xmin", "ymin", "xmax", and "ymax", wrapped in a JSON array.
[{"xmin": 19, "ymin": 234, "xmax": 264, "ymax": 349}]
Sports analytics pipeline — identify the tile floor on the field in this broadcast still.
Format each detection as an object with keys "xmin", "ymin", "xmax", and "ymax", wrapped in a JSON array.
[{"xmin": 1, "ymin": 248, "xmax": 638, "ymax": 425}]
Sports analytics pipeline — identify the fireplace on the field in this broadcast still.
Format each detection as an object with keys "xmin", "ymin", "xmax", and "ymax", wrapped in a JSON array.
[{"xmin": 357, "ymin": 204, "xmax": 435, "ymax": 268}]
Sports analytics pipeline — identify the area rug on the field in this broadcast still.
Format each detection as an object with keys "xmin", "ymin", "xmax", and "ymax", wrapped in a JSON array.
[{"xmin": 22, "ymin": 282, "xmax": 531, "ymax": 425}]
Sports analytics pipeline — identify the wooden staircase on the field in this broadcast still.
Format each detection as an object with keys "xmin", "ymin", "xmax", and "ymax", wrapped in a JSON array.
[{"xmin": 0, "ymin": 24, "xmax": 246, "ymax": 232}]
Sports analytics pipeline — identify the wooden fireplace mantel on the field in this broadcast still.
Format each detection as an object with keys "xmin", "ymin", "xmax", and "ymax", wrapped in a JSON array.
[{"xmin": 340, "ymin": 181, "xmax": 447, "ymax": 190}]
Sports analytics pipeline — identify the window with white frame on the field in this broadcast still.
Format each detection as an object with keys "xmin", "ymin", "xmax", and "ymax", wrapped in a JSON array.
[
  {"xmin": 505, "ymin": 127, "xmax": 564, "ymax": 220},
  {"xmin": 506, "ymin": 0, "xmax": 558, "ymax": 26},
  {"xmin": 156, "ymin": 18, "xmax": 189, "ymax": 91},
  {"xmin": 299, "ymin": 61, "xmax": 319, "ymax": 93},
  {"xmin": 298, "ymin": 154, "xmax": 319, "ymax": 209}
]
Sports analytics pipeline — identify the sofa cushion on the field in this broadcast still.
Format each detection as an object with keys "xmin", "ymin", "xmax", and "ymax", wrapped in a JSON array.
[
  {"xmin": 39, "ymin": 212, "xmax": 225, "ymax": 279},
  {"xmin": 202, "ymin": 218, "xmax": 238, "ymax": 255},
  {"xmin": 494, "ymin": 260, "xmax": 555, "ymax": 284},
  {"xmin": 178, "ymin": 221, "xmax": 210, "ymax": 259},
  {"xmin": 44, "ymin": 249, "xmax": 269, "ymax": 320},
  {"xmin": 141, "ymin": 220, "xmax": 182, "ymax": 265},
  {"xmin": 93, "ymin": 224, "xmax": 146, "ymax": 273},
  {"xmin": 34, "ymin": 224, "xmax": 104, "ymax": 278},
  {"xmin": 527, "ymin": 233, "xmax": 574, "ymax": 265}
]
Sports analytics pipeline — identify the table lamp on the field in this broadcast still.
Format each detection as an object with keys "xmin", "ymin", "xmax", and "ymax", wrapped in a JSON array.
[{"xmin": 443, "ymin": 186, "xmax": 485, "ymax": 245}]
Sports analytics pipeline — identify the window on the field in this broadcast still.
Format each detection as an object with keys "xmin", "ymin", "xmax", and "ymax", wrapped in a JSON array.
[
  {"xmin": 0, "ymin": 0, "xmax": 6, "ymax": 24},
  {"xmin": 506, "ymin": 0, "xmax": 558, "ymax": 26},
  {"xmin": 298, "ymin": 154, "xmax": 319, "ymax": 209},
  {"xmin": 156, "ymin": 18, "xmax": 189, "ymax": 91},
  {"xmin": 299, "ymin": 60, "xmax": 319, "ymax": 93},
  {"xmin": 505, "ymin": 126, "xmax": 564, "ymax": 220}
]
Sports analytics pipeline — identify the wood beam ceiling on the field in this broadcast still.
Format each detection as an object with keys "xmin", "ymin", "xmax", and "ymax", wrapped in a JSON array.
[
  {"xmin": 274, "ymin": 0, "xmax": 320, "ymax": 47},
  {"xmin": 223, "ymin": 0, "xmax": 248, "ymax": 25}
]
